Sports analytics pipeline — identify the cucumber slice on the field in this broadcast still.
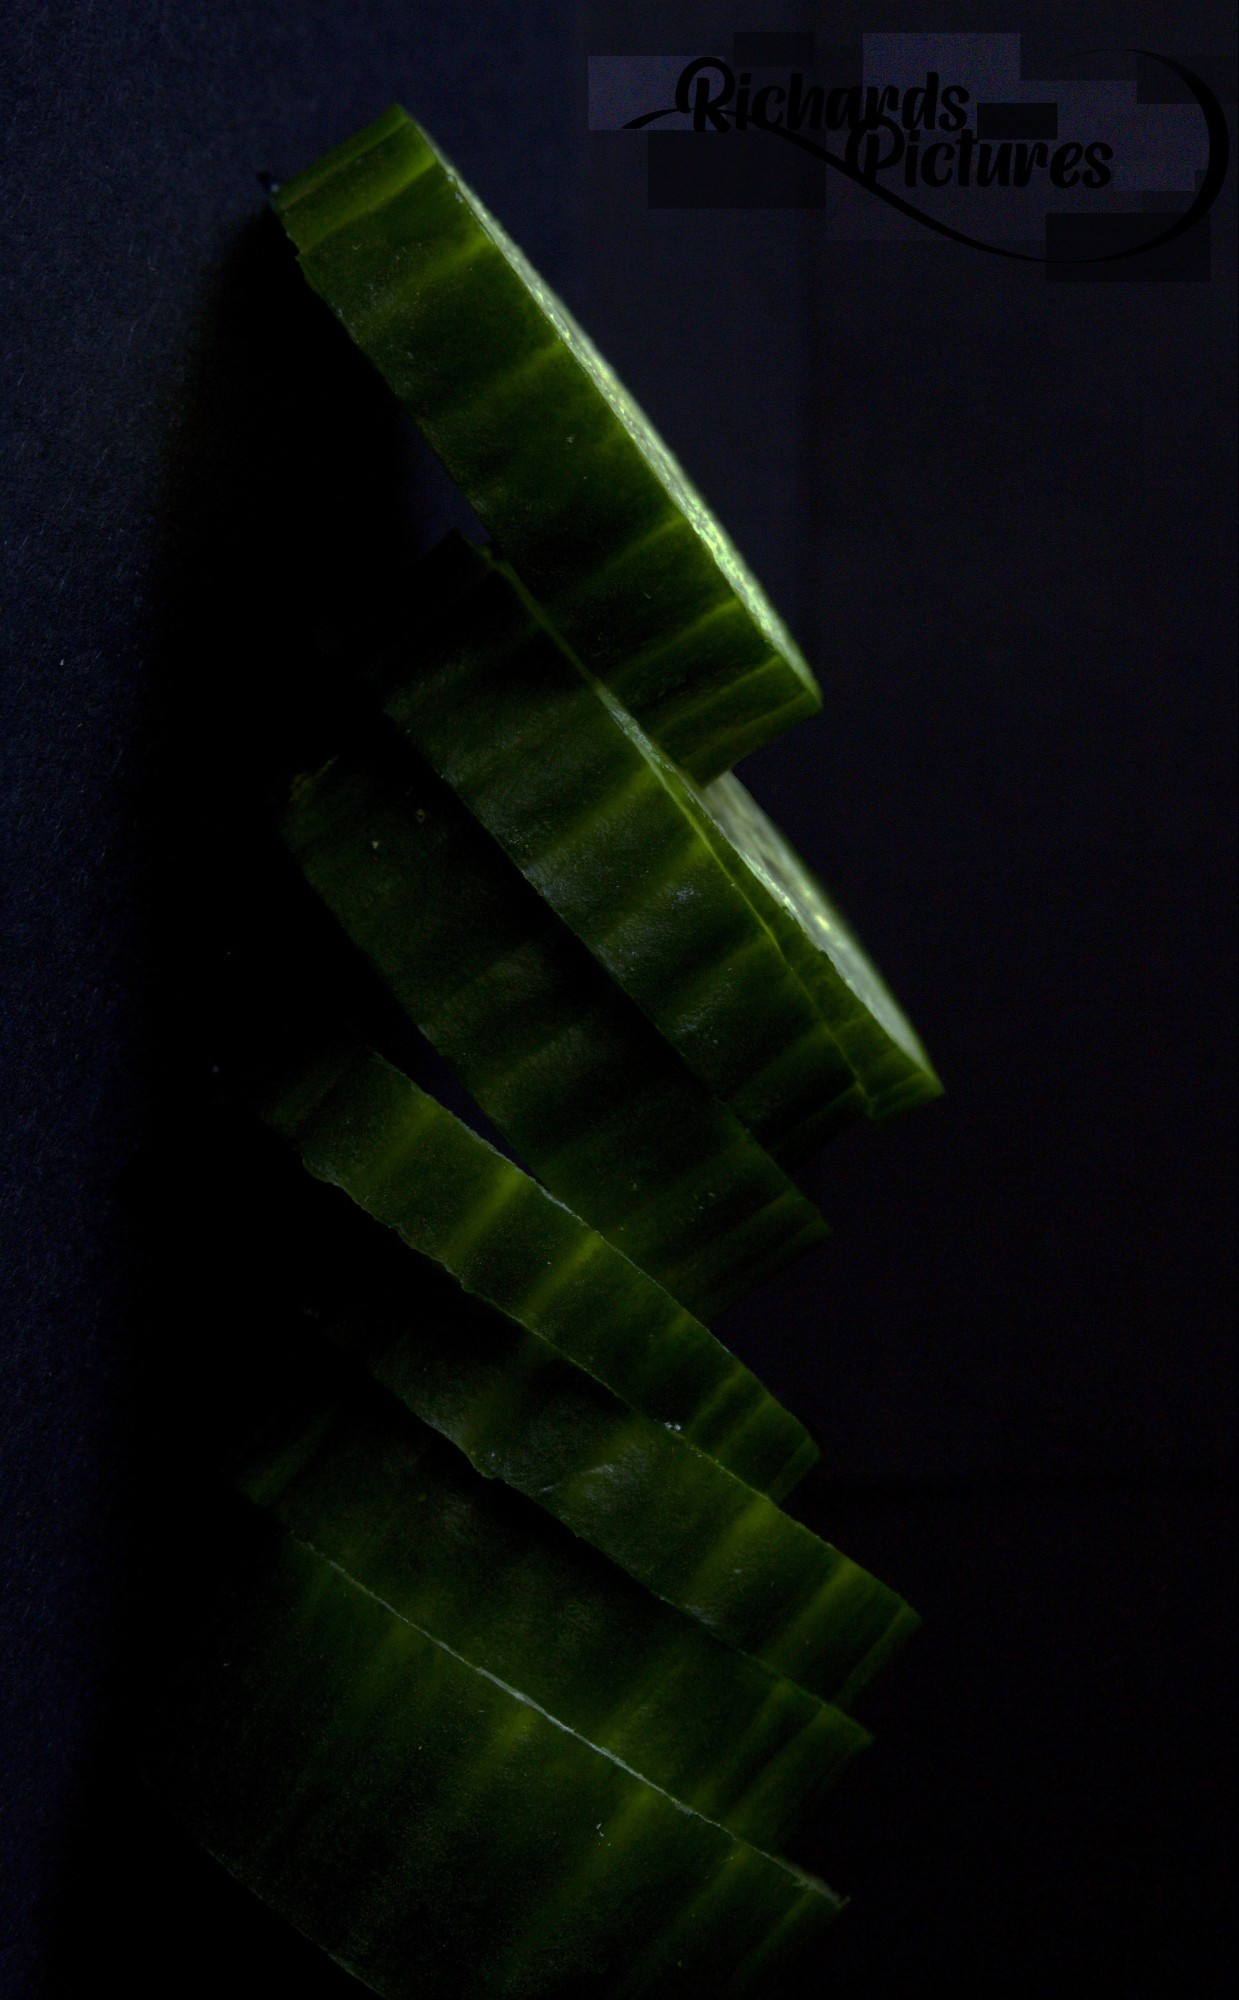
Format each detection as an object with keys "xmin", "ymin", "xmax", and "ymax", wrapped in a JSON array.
[
  {"xmin": 272, "ymin": 105, "xmax": 820, "ymax": 782},
  {"xmin": 268, "ymin": 1044, "xmax": 818, "ymax": 1501},
  {"xmin": 696, "ymin": 776, "xmax": 943, "ymax": 1119},
  {"xmin": 149, "ymin": 1497, "xmax": 844, "ymax": 1997},
  {"xmin": 233, "ymin": 1350, "xmax": 868, "ymax": 1853},
  {"xmin": 377, "ymin": 535, "xmax": 863, "ymax": 1165},
  {"xmin": 259, "ymin": 1166, "xmax": 913, "ymax": 1708},
  {"xmin": 279, "ymin": 723, "xmax": 829, "ymax": 1320}
]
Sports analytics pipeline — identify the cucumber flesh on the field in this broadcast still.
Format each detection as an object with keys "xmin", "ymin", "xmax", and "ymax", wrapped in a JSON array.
[
  {"xmin": 148, "ymin": 1496, "xmax": 845, "ymax": 1998},
  {"xmin": 272, "ymin": 105, "xmax": 820, "ymax": 782},
  {"xmin": 268, "ymin": 1044, "xmax": 818, "ymax": 1501},
  {"xmin": 379, "ymin": 535, "xmax": 864, "ymax": 1165},
  {"xmin": 233, "ymin": 1347, "xmax": 869, "ymax": 1853},
  {"xmin": 697, "ymin": 775, "xmax": 943, "ymax": 1121},
  {"xmin": 280, "ymin": 724, "xmax": 829, "ymax": 1320}
]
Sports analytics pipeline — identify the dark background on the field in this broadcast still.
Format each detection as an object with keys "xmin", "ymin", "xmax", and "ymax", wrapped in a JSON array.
[{"xmin": 2, "ymin": 2, "xmax": 1235, "ymax": 1994}]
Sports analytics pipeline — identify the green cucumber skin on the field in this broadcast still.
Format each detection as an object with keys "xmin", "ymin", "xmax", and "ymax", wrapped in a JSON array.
[
  {"xmin": 269, "ymin": 1045, "xmax": 819, "ymax": 1502},
  {"xmin": 280, "ymin": 730, "xmax": 829, "ymax": 1321},
  {"xmin": 260, "ymin": 1185, "xmax": 912, "ymax": 1709},
  {"xmin": 381, "ymin": 540, "xmax": 863, "ymax": 1166},
  {"xmin": 698, "ymin": 775, "xmax": 943, "ymax": 1120},
  {"xmin": 272, "ymin": 107, "xmax": 820, "ymax": 782},
  {"xmin": 150, "ymin": 1498, "xmax": 843, "ymax": 1999},
  {"xmin": 236, "ymin": 1361, "xmax": 868, "ymax": 1854}
]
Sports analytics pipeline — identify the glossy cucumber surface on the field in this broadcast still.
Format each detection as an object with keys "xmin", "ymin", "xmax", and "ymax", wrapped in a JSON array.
[
  {"xmin": 234, "ymin": 1354, "xmax": 868, "ymax": 1853},
  {"xmin": 280, "ymin": 725, "xmax": 828, "ymax": 1320},
  {"xmin": 268, "ymin": 1045, "xmax": 818, "ymax": 1501},
  {"xmin": 149, "ymin": 1497, "xmax": 845, "ymax": 1998},
  {"xmin": 698, "ymin": 776, "xmax": 943, "ymax": 1121},
  {"xmin": 380, "ymin": 536, "xmax": 864, "ymax": 1166},
  {"xmin": 272, "ymin": 105, "xmax": 820, "ymax": 781}
]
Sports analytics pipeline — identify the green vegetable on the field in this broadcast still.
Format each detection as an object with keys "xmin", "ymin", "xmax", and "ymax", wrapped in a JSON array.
[
  {"xmin": 272, "ymin": 105, "xmax": 820, "ymax": 781},
  {"xmin": 698, "ymin": 776, "xmax": 942, "ymax": 1119},
  {"xmin": 233, "ymin": 1346, "xmax": 869, "ymax": 1852},
  {"xmin": 151, "ymin": 95, "xmax": 936, "ymax": 1993},
  {"xmin": 280, "ymin": 726, "xmax": 828, "ymax": 1318},
  {"xmin": 149, "ymin": 1496, "xmax": 845, "ymax": 1998},
  {"xmin": 377, "ymin": 534, "xmax": 863, "ymax": 1164},
  {"xmin": 268, "ymin": 1044, "xmax": 818, "ymax": 1500},
  {"xmin": 261, "ymin": 1145, "xmax": 913, "ymax": 1708}
]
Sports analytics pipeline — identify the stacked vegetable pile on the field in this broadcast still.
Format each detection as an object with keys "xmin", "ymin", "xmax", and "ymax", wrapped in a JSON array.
[{"xmin": 148, "ymin": 106, "xmax": 941, "ymax": 1997}]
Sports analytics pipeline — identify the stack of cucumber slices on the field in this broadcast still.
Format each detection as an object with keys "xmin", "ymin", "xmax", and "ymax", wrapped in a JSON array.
[{"xmin": 148, "ymin": 105, "xmax": 942, "ymax": 1997}]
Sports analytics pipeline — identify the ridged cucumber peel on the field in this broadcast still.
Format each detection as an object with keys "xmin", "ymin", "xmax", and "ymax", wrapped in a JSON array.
[
  {"xmin": 697, "ymin": 775, "xmax": 943, "ymax": 1121},
  {"xmin": 378, "ymin": 533, "xmax": 864, "ymax": 1166},
  {"xmin": 271, "ymin": 104, "xmax": 820, "ymax": 782},
  {"xmin": 244, "ymin": 1149, "xmax": 915, "ymax": 1709},
  {"xmin": 231, "ymin": 1350, "xmax": 870, "ymax": 1853},
  {"xmin": 148, "ymin": 1497, "xmax": 845, "ymax": 1999},
  {"xmin": 279, "ymin": 722, "xmax": 830, "ymax": 1321},
  {"xmin": 266, "ymin": 1044, "xmax": 819, "ymax": 1502}
]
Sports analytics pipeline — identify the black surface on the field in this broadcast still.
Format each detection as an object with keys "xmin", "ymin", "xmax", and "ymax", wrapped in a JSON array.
[{"xmin": 2, "ymin": 3, "xmax": 1235, "ymax": 1995}]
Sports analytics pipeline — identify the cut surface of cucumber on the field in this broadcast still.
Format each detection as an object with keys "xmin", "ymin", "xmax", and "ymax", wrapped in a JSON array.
[
  {"xmin": 280, "ymin": 724, "xmax": 828, "ymax": 1319},
  {"xmin": 377, "ymin": 534, "xmax": 863, "ymax": 1165},
  {"xmin": 697, "ymin": 775, "xmax": 943, "ymax": 1120},
  {"xmin": 272, "ymin": 105, "xmax": 820, "ymax": 781},
  {"xmin": 233, "ymin": 1350, "xmax": 868, "ymax": 1853},
  {"xmin": 268, "ymin": 1044, "xmax": 818, "ymax": 1501},
  {"xmin": 149, "ymin": 1497, "xmax": 845, "ymax": 1999}
]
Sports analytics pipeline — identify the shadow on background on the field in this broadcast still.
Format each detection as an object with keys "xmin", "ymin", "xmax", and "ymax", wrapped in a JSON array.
[{"xmin": 38, "ymin": 208, "xmax": 482, "ymax": 1997}]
